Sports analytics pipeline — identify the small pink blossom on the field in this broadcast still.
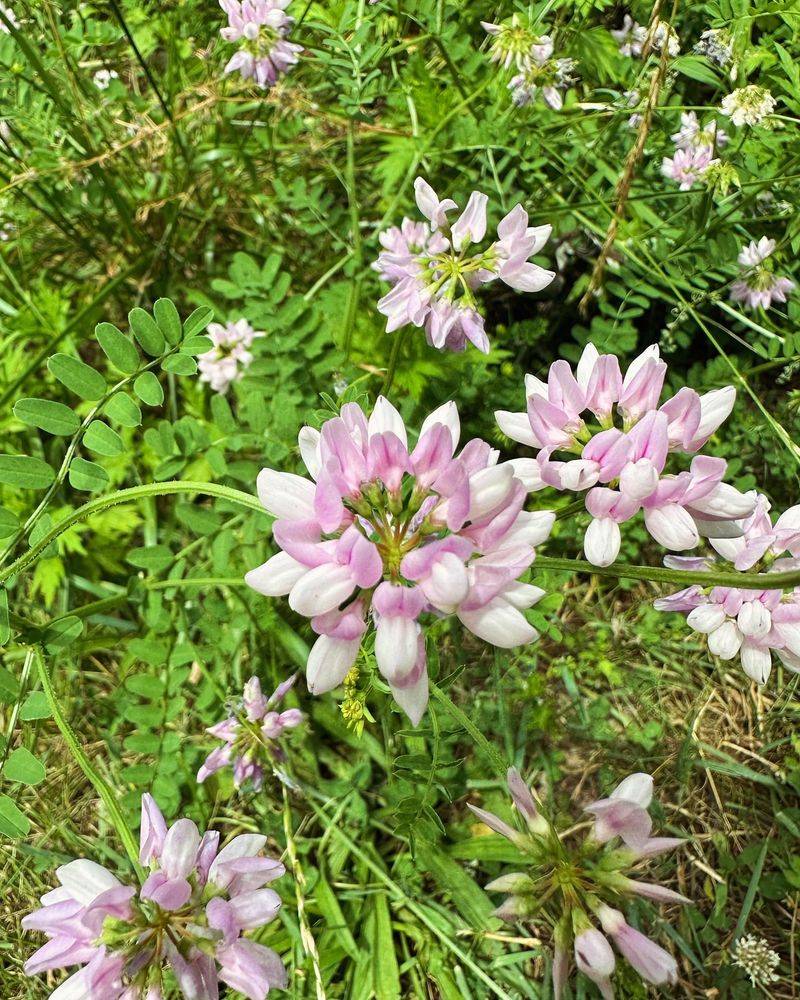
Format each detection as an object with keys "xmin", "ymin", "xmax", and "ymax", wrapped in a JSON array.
[
  {"xmin": 730, "ymin": 238, "xmax": 794, "ymax": 310},
  {"xmin": 198, "ymin": 318, "xmax": 264, "ymax": 393},
  {"xmin": 24, "ymin": 795, "xmax": 286, "ymax": 999},
  {"xmin": 661, "ymin": 145, "xmax": 718, "ymax": 190},
  {"xmin": 219, "ymin": 0, "xmax": 302, "ymax": 89},
  {"xmin": 374, "ymin": 178, "xmax": 555, "ymax": 354}
]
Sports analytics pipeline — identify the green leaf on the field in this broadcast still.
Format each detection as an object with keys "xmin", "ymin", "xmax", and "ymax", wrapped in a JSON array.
[
  {"xmin": 180, "ymin": 335, "xmax": 213, "ymax": 355},
  {"xmin": 43, "ymin": 615, "xmax": 83, "ymax": 651},
  {"xmin": 133, "ymin": 371, "xmax": 164, "ymax": 406},
  {"xmin": 0, "ymin": 665, "xmax": 19, "ymax": 702},
  {"xmin": 69, "ymin": 458, "xmax": 109, "ymax": 492},
  {"xmin": 105, "ymin": 391, "xmax": 142, "ymax": 428},
  {"xmin": 125, "ymin": 675, "xmax": 166, "ymax": 698},
  {"xmin": 19, "ymin": 691, "xmax": 51, "ymax": 720},
  {"xmin": 183, "ymin": 307, "xmax": 213, "ymax": 338},
  {"xmin": 13, "ymin": 397, "xmax": 80, "ymax": 436},
  {"xmin": 84, "ymin": 420, "xmax": 124, "ymax": 457},
  {"xmin": 95, "ymin": 322, "xmax": 140, "ymax": 374},
  {"xmin": 4, "ymin": 747, "xmax": 45, "ymax": 785},
  {"xmin": 0, "ymin": 794, "xmax": 30, "ymax": 838},
  {"xmin": 371, "ymin": 893, "xmax": 401, "ymax": 1000},
  {"xmin": 0, "ymin": 508, "xmax": 18, "ymax": 539},
  {"xmin": 153, "ymin": 298, "xmax": 182, "ymax": 345},
  {"xmin": 0, "ymin": 455, "xmax": 55, "ymax": 490},
  {"xmin": 129, "ymin": 308, "xmax": 166, "ymax": 356},
  {"xmin": 48, "ymin": 353, "xmax": 106, "ymax": 399},
  {"xmin": 162, "ymin": 355, "xmax": 197, "ymax": 376},
  {"xmin": 127, "ymin": 545, "xmax": 172, "ymax": 571}
]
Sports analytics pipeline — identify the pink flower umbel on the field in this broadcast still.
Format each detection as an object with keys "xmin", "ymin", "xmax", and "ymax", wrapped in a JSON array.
[
  {"xmin": 198, "ymin": 318, "xmax": 264, "ymax": 392},
  {"xmin": 471, "ymin": 769, "xmax": 687, "ymax": 997},
  {"xmin": 219, "ymin": 0, "xmax": 302, "ymax": 89},
  {"xmin": 655, "ymin": 494, "xmax": 800, "ymax": 685},
  {"xmin": 496, "ymin": 343, "xmax": 754, "ymax": 566},
  {"xmin": 661, "ymin": 145, "xmax": 718, "ymax": 190},
  {"xmin": 729, "ymin": 237, "xmax": 794, "ymax": 310},
  {"xmin": 245, "ymin": 397, "xmax": 555, "ymax": 724},
  {"xmin": 374, "ymin": 177, "xmax": 555, "ymax": 354},
  {"xmin": 24, "ymin": 794, "xmax": 286, "ymax": 999},
  {"xmin": 198, "ymin": 674, "xmax": 303, "ymax": 791},
  {"xmin": 670, "ymin": 112, "xmax": 728, "ymax": 151}
]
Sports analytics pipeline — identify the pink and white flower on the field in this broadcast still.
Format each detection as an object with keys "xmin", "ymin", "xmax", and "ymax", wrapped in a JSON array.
[
  {"xmin": 219, "ymin": 0, "xmax": 302, "ymax": 89},
  {"xmin": 655, "ymin": 495, "xmax": 800, "ymax": 685},
  {"xmin": 729, "ymin": 237, "xmax": 794, "ymax": 310},
  {"xmin": 24, "ymin": 794, "xmax": 286, "ymax": 999},
  {"xmin": 473, "ymin": 769, "xmax": 687, "ymax": 998},
  {"xmin": 611, "ymin": 15, "xmax": 647, "ymax": 57},
  {"xmin": 496, "ymin": 343, "xmax": 752, "ymax": 566},
  {"xmin": 670, "ymin": 112, "xmax": 728, "ymax": 151},
  {"xmin": 374, "ymin": 178, "xmax": 555, "ymax": 354},
  {"xmin": 661, "ymin": 145, "xmax": 718, "ymax": 190},
  {"xmin": 198, "ymin": 318, "xmax": 264, "ymax": 393},
  {"xmin": 509, "ymin": 57, "xmax": 577, "ymax": 110},
  {"xmin": 198, "ymin": 674, "xmax": 303, "ymax": 790},
  {"xmin": 482, "ymin": 15, "xmax": 553, "ymax": 71},
  {"xmin": 245, "ymin": 397, "xmax": 555, "ymax": 723}
]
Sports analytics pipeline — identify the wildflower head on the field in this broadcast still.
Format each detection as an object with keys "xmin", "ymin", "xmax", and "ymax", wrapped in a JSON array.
[
  {"xmin": 198, "ymin": 674, "xmax": 303, "ymax": 791},
  {"xmin": 24, "ymin": 794, "xmax": 286, "ymax": 999},
  {"xmin": 695, "ymin": 28, "xmax": 734, "ymax": 67},
  {"xmin": 655, "ymin": 493, "xmax": 800, "ymax": 685},
  {"xmin": 509, "ymin": 57, "xmax": 577, "ymax": 110},
  {"xmin": 661, "ymin": 146, "xmax": 718, "ymax": 190},
  {"xmin": 720, "ymin": 85, "xmax": 776, "ymax": 126},
  {"xmin": 482, "ymin": 14, "xmax": 553, "ymax": 71},
  {"xmin": 94, "ymin": 68, "xmax": 119, "ymax": 90},
  {"xmin": 729, "ymin": 237, "xmax": 794, "ymax": 310},
  {"xmin": 649, "ymin": 20, "xmax": 681, "ymax": 57},
  {"xmin": 374, "ymin": 177, "xmax": 555, "ymax": 353},
  {"xmin": 471, "ymin": 770, "xmax": 688, "ymax": 996},
  {"xmin": 670, "ymin": 112, "xmax": 728, "ymax": 151},
  {"xmin": 245, "ymin": 396, "xmax": 555, "ymax": 724},
  {"xmin": 219, "ymin": 0, "xmax": 302, "ymax": 89},
  {"xmin": 731, "ymin": 934, "xmax": 780, "ymax": 986},
  {"xmin": 611, "ymin": 14, "xmax": 647, "ymax": 57},
  {"xmin": 198, "ymin": 318, "xmax": 264, "ymax": 392},
  {"xmin": 495, "ymin": 343, "xmax": 753, "ymax": 566}
]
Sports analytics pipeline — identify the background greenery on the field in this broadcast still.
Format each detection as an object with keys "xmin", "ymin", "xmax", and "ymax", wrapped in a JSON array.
[{"xmin": 1, "ymin": 0, "xmax": 799, "ymax": 996}]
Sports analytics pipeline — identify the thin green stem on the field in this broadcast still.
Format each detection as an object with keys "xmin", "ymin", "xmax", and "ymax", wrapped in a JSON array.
[
  {"xmin": 429, "ymin": 680, "xmax": 508, "ymax": 777},
  {"xmin": 381, "ymin": 328, "xmax": 407, "ymax": 395},
  {"xmin": 0, "ymin": 482, "xmax": 264, "ymax": 587},
  {"xmin": 33, "ymin": 646, "xmax": 143, "ymax": 877}
]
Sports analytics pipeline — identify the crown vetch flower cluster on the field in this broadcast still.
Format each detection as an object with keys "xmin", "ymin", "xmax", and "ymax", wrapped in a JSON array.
[
  {"xmin": 219, "ymin": 0, "xmax": 302, "ymax": 89},
  {"xmin": 496, "ymin": 343, "xmax": 754, "ymax": 566},
  {"xmin": 245, "ymin": 397, "xmax": 554, "ymax": 724},
  {"xmin": 611, "ymin": 15, "xmax": 646, "ymax": 57},
  {"xmin": 729, "ymin": 237, "xmax": 794, "ymax": 311},
  {"xmin": 374, "ymin": 177, "xmax": 555, "ymax": 354},
  {"xmin": 695, "ymin": 28, "xmax": 734, "ymax": 68},
  {"xmin": 198, "ymin": 317, "xmax": 264, "ymax": 393},
  {"xmin": 24, "ymin": 795, "xmax": 286, "ymax": 1000},
  {"xmin": 655, "ymin": 493, "xmax": 800, "ymax": 684},
  {"xmin": 198, "ymin": 674, "xmax": 302, "ymax": 790},
  {"xmin": 481, "ymin": 17, "xmax": 577, "ymax": 110},
  {"xmin": 661, "ymin": 112, "xmax": 727, "ymax": 190},
  {"xmin": 471, "ymin": 770, "xmax": 687, "ymax": 998}
]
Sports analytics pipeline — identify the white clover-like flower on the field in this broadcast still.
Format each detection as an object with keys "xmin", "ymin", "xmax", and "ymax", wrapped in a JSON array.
[
  {"xmin": 731, "ymin": 935, "xmax": 780, "ymax": 986},
  {"xmin": 93, "ymin": 68, "xmax": 119, "ymax": 90},
  {"xmin": 720, "ymin": 85, "xmax": 776, "ymax": 126}
]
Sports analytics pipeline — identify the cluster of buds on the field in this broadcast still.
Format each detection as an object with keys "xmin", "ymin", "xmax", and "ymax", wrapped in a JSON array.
[
  {"xmin": 24, "ymin": 795, "xmax": 286, "ymax": 999},
  {"xmin": 720, "ymin": 85, "xmax": 776, "ymax": 127},
  {"xmin": 655, "ymin": 492, "xmax": 800, "ymax": 684},
  {"xmin": 695, "ymin": 28, "xmax": 734, "ymax": 69},
  {"xmin": 661, "ymin": 112, "xmax": 727, "ymax": 190},
  {"xmin": 219, "ymin": 0, "xmax": 302, "ymax": 89},
  {"xmin": 198, "ymin": 318, "xmax": 264, "ymax": 393},
  {"xmin": 729, "ymin": 237, "xmax": 794, "ymax": 311},
  {"xmin": 470, "ymin": 771, "xmax": 687, "ymax": 997},
  {"xmin": 374, "ymin": 177, "xmax": 555, "ymax": 354},
  {"xmin": 495, "ymin": 343, "xmax": 754, "ymax": 566},
  {"xmin": 482, "ymin": 17, "xmax": 577, "ymax": 110},
  {"xmin": 197, "ymin": 674, "xmax": 302, "ymax": 790},
  {"xmin": 245, "ymin": 396, "xmax": 554, "ymax": 724}
]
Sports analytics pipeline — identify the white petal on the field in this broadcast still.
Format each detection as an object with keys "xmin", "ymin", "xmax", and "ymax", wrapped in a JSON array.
[
  {"xmin": 56, "ymin": 860, "xmax": 121, "ymax": 906},
  {"xmin": 245, "ymin": 552, "xmax": 307, "ymax": 597},
  {"xmin": 686, "ymin": 603, "xmax": 726, "ymax": 634},
  {"xmin": 298, "ymin": 426, "xmax": 322, "ymax": 479},
  {"xmin": 288, "ymin": 563, "xmax": 355, "ymax": 617},
  {"xmin": 374, "ymin": 617, "xmax": 419, "ymax": 682},
  {"xmin": 508, "ymin": 458, "xmax": 544, "ymax": 492},
  {"xmin": 306, "ymin": 635, "xmax": 360, "ymax": 694},
  {"xmin": 740, "ymin": 643, "xmax": 771, "ymax": 684},
  {"xmin": 610, "ymin": 773, "xmax": 653, "ymax": 808},
  {"xmin": 584, "ymin": 518, "xmax": 621, "ymax": 567},
  {"xmin": 420, "ymin": 401, "xmax": 460, "ymax": 449},
  {"xmin": 495, "ymin": 410, "xmax": 538, "ymax": 447},
  {"xmin": 256, "ymin": 469, "xmax": 316, "ymax": 519},
  {"xmin": 707, "ymin": 620, "xmax": 742, "ymax": 659},
  {"xmin": 459, "ymin": 601, "xmax": 538, "ymax": 647},
  {"xmin": 368, "ymin": 396, "xmax": 407, "ymax": 447}
]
